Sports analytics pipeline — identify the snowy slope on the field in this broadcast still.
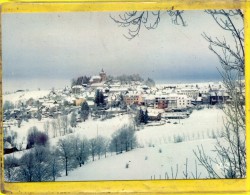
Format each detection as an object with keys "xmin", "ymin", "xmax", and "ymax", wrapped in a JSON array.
[
  {"xmin": 8, "ymin": 108, "xmax": 225, "ymax": 158},
  {"xmin": 56, "ymin": 139, "xmax": 218, "ymax": 181},
  {"xmin": 137, "ymin": 107, "xmax": 225, "ymax": 146},
  {"xmin": 6, "ymin": 99, "xmax": 227, "ymax": 181},
  {"xmin": 3, "ymin": 90, "xmax": 50, "ymax": 104}
]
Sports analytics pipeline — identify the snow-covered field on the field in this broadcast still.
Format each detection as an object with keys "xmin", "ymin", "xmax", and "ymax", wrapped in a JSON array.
[
  {"xmin": 56, "ymin": 139, "xmax": 218, "ymax": 181},
  {"xmin": 3, "ymin": 90, "xmax": 50, "ymax": 104},
  {"xmin": 4, "ymin": 90, "xmax": 227, "ymax": 181},
  {"xmin": 137, "ymin": 107, "xmax": 225, "ymax": 146},
  {"xmin": 6, "ymin": 106, "xmax": 226, "ymax": 180},
  {"xmin": 55, "ymin": 108, "xmax": 225, "ymax": 181},
  {"xmin": 9, "ymin": 107, "xmax": 225, "ymax": 149}
]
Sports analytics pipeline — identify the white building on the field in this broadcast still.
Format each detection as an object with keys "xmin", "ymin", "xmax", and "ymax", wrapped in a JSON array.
[
  {"xmin": 177, "ymin": 88, "xmax": 199, "ymax": 99},
  {"xmin": 72, "ymin": 85, "xmax": 84, "ymax": 95}
]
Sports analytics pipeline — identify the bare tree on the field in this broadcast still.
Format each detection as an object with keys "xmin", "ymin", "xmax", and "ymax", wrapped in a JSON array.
[
  {"xmin": 89, "ymin": 138, "xmax": 97, "ymax": 161},
  {"xmin": 3, "ymin": 100, "xmax": 14, "ymax": 111},
  {"xmin": 61, "ymin": 115, "xmax": 70, "ymax": 135},
  {"xmin": 57, "ymin": 138, "xmax": 73, "ymax": 176},
  {"xmin": 33, "ymin": 146, "xmax": 51, "ymax": 181},
  {"xmin": 51, "ymin": 120, "xmax": 58, "ymax": 138},
  {"xmin": 103, "ymin": 137, "xmax": 110, "ymax": 158},
  {"xmin": 72, "ymin": 136, "xmax": 90, "ymax": 167},
  {"xmin": 49, "ymin": 148, "xmax": 61, "ymax": 181},
  {"xmin": 4, "ymin": 129, "xmax": 17, "ymax": 148},
  {"xmin": 194, "ymin": 9, "xmax": 245, "ymax": 178},
  {"xmin": 17, "ymin": 151, "xmax": 35, "ymax": 182},
  {"xmin": 70, "ymin": 111, "xmax": 77, "ymax": 128},
  {"xmin": 110, "ymin": 132, "xmax": 120, "ymax": 155},
  {"xmin": 43, "ymin": 121, "xmax": 50, "ymax": 136},
  {"xmin": 112, "ymin": 9, "xmax": 245, "ymax": 179},
  {"xmin": 110, "ymin": 125, "xmax": 137, "ymax": 154},
  {"xmin": 95, "ymin": 136, "xmax": 107, "ymax": 160},
  {"xmin": 4, "ymin": 156, "xmax": 19, "ymax": 181},
  {"xmin": 57, "ymin": 116, "xmax": 63, "ymax": 136}
]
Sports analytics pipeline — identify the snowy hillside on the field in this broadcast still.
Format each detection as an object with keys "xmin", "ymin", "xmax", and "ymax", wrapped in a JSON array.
[
  {"xmin": 57, "ymin": 139, "xmax": 218, "ymax": 181},
  {"xmin": 3, "ymin": 90, "xmax": 50, "ymax": 104},
  {"xmin": 8, "ymin": 107, "xmax": 225, "ymax": 154},
  {"xmin": 4, "ymin": 89, "xmax": 230, "ymax": 181}
]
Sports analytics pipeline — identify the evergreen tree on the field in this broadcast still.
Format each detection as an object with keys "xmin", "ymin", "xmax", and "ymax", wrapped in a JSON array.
[
  {"xmin": 135, "ymin": 108, "xmax": 145, "ymax": 126},
  {"xmin": 94, "ymin": 90, "xmax": 100, "ymax": 106},
  {"xmin": 80, "ymin": 101, "xmax": 89, "ymax": 121},
  {"xmin": 94, "ymin": 89, "xmax": 105, "ymax": 107},
  {"xmin": 144, "ymin": 109, "xmax": 149, "ymax": 124},
  {"xmin": 139, "ymin": 109, "xmax": 145, "ymax": 123},
  {"xmin": 99, "ymin": 91, "xmax": 105, "ymax": 106}
]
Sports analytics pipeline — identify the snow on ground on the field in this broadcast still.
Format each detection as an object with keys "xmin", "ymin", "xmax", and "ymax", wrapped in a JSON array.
[
  {"xmin": 8, "ymin": 113, "xmax": 132, "ymax": 152},
  {"xmin": 3, "ymin": 90, "xmax": 50, "ymax": 104},
  {"xmin": 55, "ymin": 107, "xmax": 226, "ymax": 181},
  {"xmin": 47, "ymin": 114, "xmax": 132, "ymax": 148},
  {"xmin": 6, "ymin": 105, "xmax": 227, "ymax": 181},
  {"xmin": 74, "ymin": 114, "xmax": 131, "ymax": 139},
  {"xmin": 56, "ymin": 139, "xmax": 218, "ymax": 181},
  {"xmin": 8, "ymin": 118, "xmax": 53, "ymax": 150},
  {"xmin": 137, "ymin": 107, "xmax": 225, "ymax": 146},
  {"xmin": 8, "ymin": 107, "xmax": 226, "ymax": 160}
]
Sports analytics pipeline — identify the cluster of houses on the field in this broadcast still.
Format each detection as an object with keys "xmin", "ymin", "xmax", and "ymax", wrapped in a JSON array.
[
  {"xmin": 4, "ymin": 69, "xmax": 242, "ymax": 125},
  {"xmin": 72, "ymin": 70, "xmax": 234, "ymax": 109}
]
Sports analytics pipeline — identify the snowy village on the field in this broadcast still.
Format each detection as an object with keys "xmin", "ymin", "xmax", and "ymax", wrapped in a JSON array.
[
  {"xmin": 3, "ymin": 68, "xmax": 244, "ymax": 182},
  {"xmin": 1, "ymin": 5, "xmax": 246, "ymax": 186}
]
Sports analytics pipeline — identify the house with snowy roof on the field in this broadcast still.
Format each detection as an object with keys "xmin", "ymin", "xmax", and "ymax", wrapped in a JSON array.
[
  {"xmin": 178, "ymin": 88, "xmax": 199, "ymax": 99},
  {"xmin": 124, "ymin": 91, "xmax": 143, "ymax": 105},
  {"xmin": 90, "ymin": 75, "xmax": 102, "ymax": 84},
  {"xmin": 209, "ymin": 91, "xmax": 230, "ymax": 105},
  {"xmin": 142, "ymin": 94, "xmax": 155, "ymax": 107},
  {"xmin": 72, "ymin": 85, "xmax": 85, "ymax": 95}
]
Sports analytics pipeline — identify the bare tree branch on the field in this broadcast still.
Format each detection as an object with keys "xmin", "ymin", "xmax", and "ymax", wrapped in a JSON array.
[{"xmin": 110, "ymin": 10, "xmax": 186, "ymax": 39}]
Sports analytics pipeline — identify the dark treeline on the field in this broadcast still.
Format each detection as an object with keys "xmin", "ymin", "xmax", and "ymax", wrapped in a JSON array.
[
  {"xmin": 71, "ymin": 74, "xmax": 155, "ymax": 86},
  {"xmin": 4, "ymin": 125, "xmax": 137, "ymax": 182},
  {"xmin": 71, "ymin": 76, "xmax": 90, "ymax": 86}
]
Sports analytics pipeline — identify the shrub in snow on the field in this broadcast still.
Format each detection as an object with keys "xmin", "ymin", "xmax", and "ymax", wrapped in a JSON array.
[
  {"xmin": 174, "ymin": 135, "xmax": 183, "ymax": 143},
  {"xmin": 26, "ymin": 126, "xmax": 48, "ymax": 149},
  {"xmin": 68, "ymin": 128, "xmax": 73, "ymax": 134}
]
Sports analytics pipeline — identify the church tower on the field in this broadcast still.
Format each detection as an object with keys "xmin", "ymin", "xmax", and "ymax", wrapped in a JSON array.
[{"xmin": 99, "ymin": 68, "xmax": 107, "ymax": 82}]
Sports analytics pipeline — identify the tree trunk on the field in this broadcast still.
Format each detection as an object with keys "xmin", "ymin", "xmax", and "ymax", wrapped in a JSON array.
[{"xmin": 65, "ymin": 157, "xmax": 68, "ymax": 176}]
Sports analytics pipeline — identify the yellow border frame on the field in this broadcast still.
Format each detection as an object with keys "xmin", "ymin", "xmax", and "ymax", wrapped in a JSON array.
[{"xmin": 0, "ymin": 1, "xmax": 249, "ymax": 194}]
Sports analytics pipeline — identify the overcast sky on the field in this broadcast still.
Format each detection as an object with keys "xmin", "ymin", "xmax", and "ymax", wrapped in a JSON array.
[{"xmin": 2, "ymin": 10, "xmax": 242, "ymax": 91}]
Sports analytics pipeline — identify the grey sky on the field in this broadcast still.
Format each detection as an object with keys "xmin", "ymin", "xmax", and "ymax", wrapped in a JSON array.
[{"xmin": 2, "ymin": 10, "xmax": 241, "ymax": 90}]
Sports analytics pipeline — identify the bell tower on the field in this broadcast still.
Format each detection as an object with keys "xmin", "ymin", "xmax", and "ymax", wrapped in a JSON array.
[{"xmin": 99, "ymin": 68, "xmax": 107, "ymax": 82}]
